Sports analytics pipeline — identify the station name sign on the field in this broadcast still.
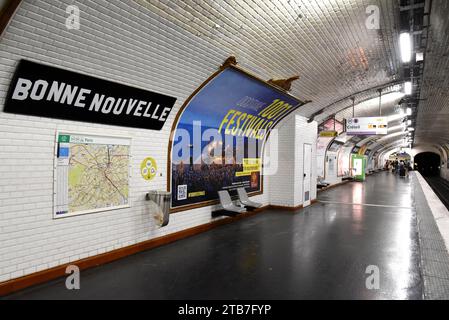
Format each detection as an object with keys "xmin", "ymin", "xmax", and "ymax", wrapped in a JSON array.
[
  {"xmin": 4, "ymin": 60, "xmax": 177, "ymax": 130},
  {"xmin": 346, "ymin": 117, "xmax": 388, "ymax": 135}
]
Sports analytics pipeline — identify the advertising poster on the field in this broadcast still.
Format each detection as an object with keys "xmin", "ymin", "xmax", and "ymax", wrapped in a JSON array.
[
  {"xmin": 352, "ymin": 146, "xmax": 361, "ymax": 154},
  {"xmin": 317, "ymin": 136, "xmax": 333, "ymax": 178},
  {"xmin": 328, "ymin": 140, "xmax": 344, "ymax": 153},
  {"xmin": 337, "ymin": 145, "xmax": 353, "ymax": 177},
  {"xmin": 170, "ymin": 67, "xmax": 306, "ymax": 210}
]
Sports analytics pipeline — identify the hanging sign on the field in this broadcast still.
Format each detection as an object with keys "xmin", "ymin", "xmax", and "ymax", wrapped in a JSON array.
[
  {"xmin": 319, "ymin": 131, "xmax": 338, "ymax": 137},
  {"xmin": 346, "ymin": 117, "xmax": 388, "ymax": 135},
  {"xmin": 5, "ymin": 60, "xmax": 177, "ymax": 130}
]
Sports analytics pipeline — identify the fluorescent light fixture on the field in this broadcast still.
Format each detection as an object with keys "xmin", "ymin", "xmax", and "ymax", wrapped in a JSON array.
[
  {"xmin": 388, "ymin": 111, "xmax": 408, "ymax": 123},
  {"xmin": 407, "ymin": 120, "xmax": 412, "ymax": 125},
  {"xmin": 400, "ymin": 33, "xmax": 412, "ymax": 63},
  {"xmin": 377, "ymin": 131, "xmax": 406, "ymax": 143},
  {"xmin": 408, "ymin": 127, "xmax": 415, "ymax": 131},
  {"xmin": 406, "ymin": 108, "xmax": 412, "ymax": 115},
  {"xmin": 416, "ymin": 52, "xmax": 424, "ymax": 62},
  {"xmin": 404, "ymin": 82, "xmax": 412, "ymax": 95},
  {"xmin": 388, "ymin": 124, "xmax": 406, "ymax": 133},
  {"xmin": 355, "ymin": 92, "xmax": 405, "ymax": 112}
]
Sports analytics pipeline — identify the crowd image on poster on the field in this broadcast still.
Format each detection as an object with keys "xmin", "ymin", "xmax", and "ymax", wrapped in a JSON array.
[{"xmin": 170, "ymin": 67, "xmax": 306, "ymax": 209}]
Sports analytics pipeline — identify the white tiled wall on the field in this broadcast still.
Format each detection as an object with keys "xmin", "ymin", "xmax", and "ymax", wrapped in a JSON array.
[
  {"xmin": 269, "ymin": 114, "xmax": 317, "ymax": 207},
  {"xmin": 269, "ymin": 116, "xmax": 296, "ymax": 207},
  {"xmin": 0, "ymin": 0, "xmax": 319, "ymax": 283},
  {"xmin": 294, "ymin": 115, "xmax": 318, "ymax": 205}
]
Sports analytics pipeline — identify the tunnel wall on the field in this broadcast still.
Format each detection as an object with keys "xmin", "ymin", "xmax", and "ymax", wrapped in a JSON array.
[
  {"xmin": 0, "ymin": 1, "xmax": 315, "ymax": 283},
  {"xmin": 438, "ymin": 148, "xmax": 449, "ymax": 181},
  {"xmin": 441, "ymin": 166, "xmax": 449, "ymax": 181},
  {"xmin": 412, "ymin": 146, "xmax": 447, "ymax": 179}
]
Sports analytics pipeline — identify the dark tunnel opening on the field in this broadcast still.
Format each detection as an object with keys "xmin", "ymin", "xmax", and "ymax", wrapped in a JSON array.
[{"xmin": 414, "ymin": 152, "xmax": 441, "ymax": 177}]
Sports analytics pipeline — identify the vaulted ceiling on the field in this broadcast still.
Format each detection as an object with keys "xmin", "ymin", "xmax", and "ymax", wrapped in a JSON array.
[
  {"xmin": 137, "ymin": 0, "xmax": 403, "ymax": 112},
  {"xmin": 415, "ymin": 0, "xmax": 449, "ymax": 146},
  {"xmin": 2, "ymin": 0, "xmax": 446, "ymax": 154},
  {"xmin": 138, "ymin": 0, "xmax": 418, "ymax": 154}
]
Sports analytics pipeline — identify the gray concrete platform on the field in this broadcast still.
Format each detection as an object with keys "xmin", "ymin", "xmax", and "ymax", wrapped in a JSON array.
[{"xmin": 3, "ymin": 171, "xmax": 449, "ymax": 300}]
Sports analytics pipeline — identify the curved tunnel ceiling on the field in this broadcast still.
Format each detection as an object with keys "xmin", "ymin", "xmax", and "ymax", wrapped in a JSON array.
[
  {"xmin": 134, "ymin": 0, "xmax": 411, "ymax": 151},
  {"xmin": 415, "ymin": 0, "xmax": 449, "ymax": 145},
  {"xmin": 3, "ymin": 0, "xmax": 442, "ymax": 151},
  {"xmin": 138, "ymin": 0, "xmax": 403, "ymax": 121}
]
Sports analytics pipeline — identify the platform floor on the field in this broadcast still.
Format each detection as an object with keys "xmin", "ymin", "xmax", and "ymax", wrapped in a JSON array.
[{"xmin": 3, "ymin": 172, "xmax": 432, "ymax": 299}]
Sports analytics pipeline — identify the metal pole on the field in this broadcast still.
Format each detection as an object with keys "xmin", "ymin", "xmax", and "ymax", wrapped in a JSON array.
[
  {"xmin": 378, "ymin": 89, "xmax": 382, "ymax": 116},
  {"xmin": 351, "ymin": 97, "xmax": 355, "ymax": 118}
]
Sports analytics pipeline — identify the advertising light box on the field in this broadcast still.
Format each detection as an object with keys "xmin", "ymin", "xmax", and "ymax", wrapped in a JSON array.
[{"xmin": 346, "ymin": 117, "xmax": 388, "ymax": 135}]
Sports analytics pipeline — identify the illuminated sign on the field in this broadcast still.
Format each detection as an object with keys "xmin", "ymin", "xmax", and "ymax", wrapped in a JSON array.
[{"xmin": 346, "ymin": 117, "xmax": 388, "ymax": 135}]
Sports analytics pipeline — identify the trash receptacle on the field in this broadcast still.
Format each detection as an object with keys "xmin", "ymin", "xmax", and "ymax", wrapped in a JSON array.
[{"xmin": 146, "ymin": 191, "xmax": 171, "ymax": 227}]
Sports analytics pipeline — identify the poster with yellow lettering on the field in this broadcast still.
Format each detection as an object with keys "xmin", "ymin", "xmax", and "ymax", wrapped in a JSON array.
[{"xmin": 170, "ymin": 67, "xmax": 306, "ymax": 210}]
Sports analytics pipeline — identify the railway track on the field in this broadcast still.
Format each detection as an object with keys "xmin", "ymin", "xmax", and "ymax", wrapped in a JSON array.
[{"xmin": 424, "ymin": 176, "xmax": 449, "ymax": 209}]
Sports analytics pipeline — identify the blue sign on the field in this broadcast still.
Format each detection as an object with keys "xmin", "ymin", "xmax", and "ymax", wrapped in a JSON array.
[{"xmin": 58, "ymin": 146, "xmax": 69, "ymax": 158}]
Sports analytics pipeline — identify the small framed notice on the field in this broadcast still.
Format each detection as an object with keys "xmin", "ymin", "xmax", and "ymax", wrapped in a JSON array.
[{"xmin": 54, "ymin": 131, "xmax": 131, "ymax": 219}]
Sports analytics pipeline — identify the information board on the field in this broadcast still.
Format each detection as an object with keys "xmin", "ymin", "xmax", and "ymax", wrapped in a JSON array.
[
  {"xmin": 346, "ymin": 117, "xmax": 388, "ymax": 135},
  {"xmin": 54, "ymin": 132, "xmax": 131, "ymax": 218}
]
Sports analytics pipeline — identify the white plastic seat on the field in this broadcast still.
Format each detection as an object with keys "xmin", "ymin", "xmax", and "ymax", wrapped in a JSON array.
[
  {"xmin": 237, "ymin": 188, "xmax": 262, "ymax": 209},
  {"xmin": 218, "ymin": 190, "xmax": 246, "ymax": 213}
]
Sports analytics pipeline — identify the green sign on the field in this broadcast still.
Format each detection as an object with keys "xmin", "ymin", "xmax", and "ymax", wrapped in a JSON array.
[
  {"xmin": 58, "ymin": 134, "xmax": 70, "ymax": 143},
  {"xmin": 352, "ymin": 154, "xmax": 366, "ymax": 181}
]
